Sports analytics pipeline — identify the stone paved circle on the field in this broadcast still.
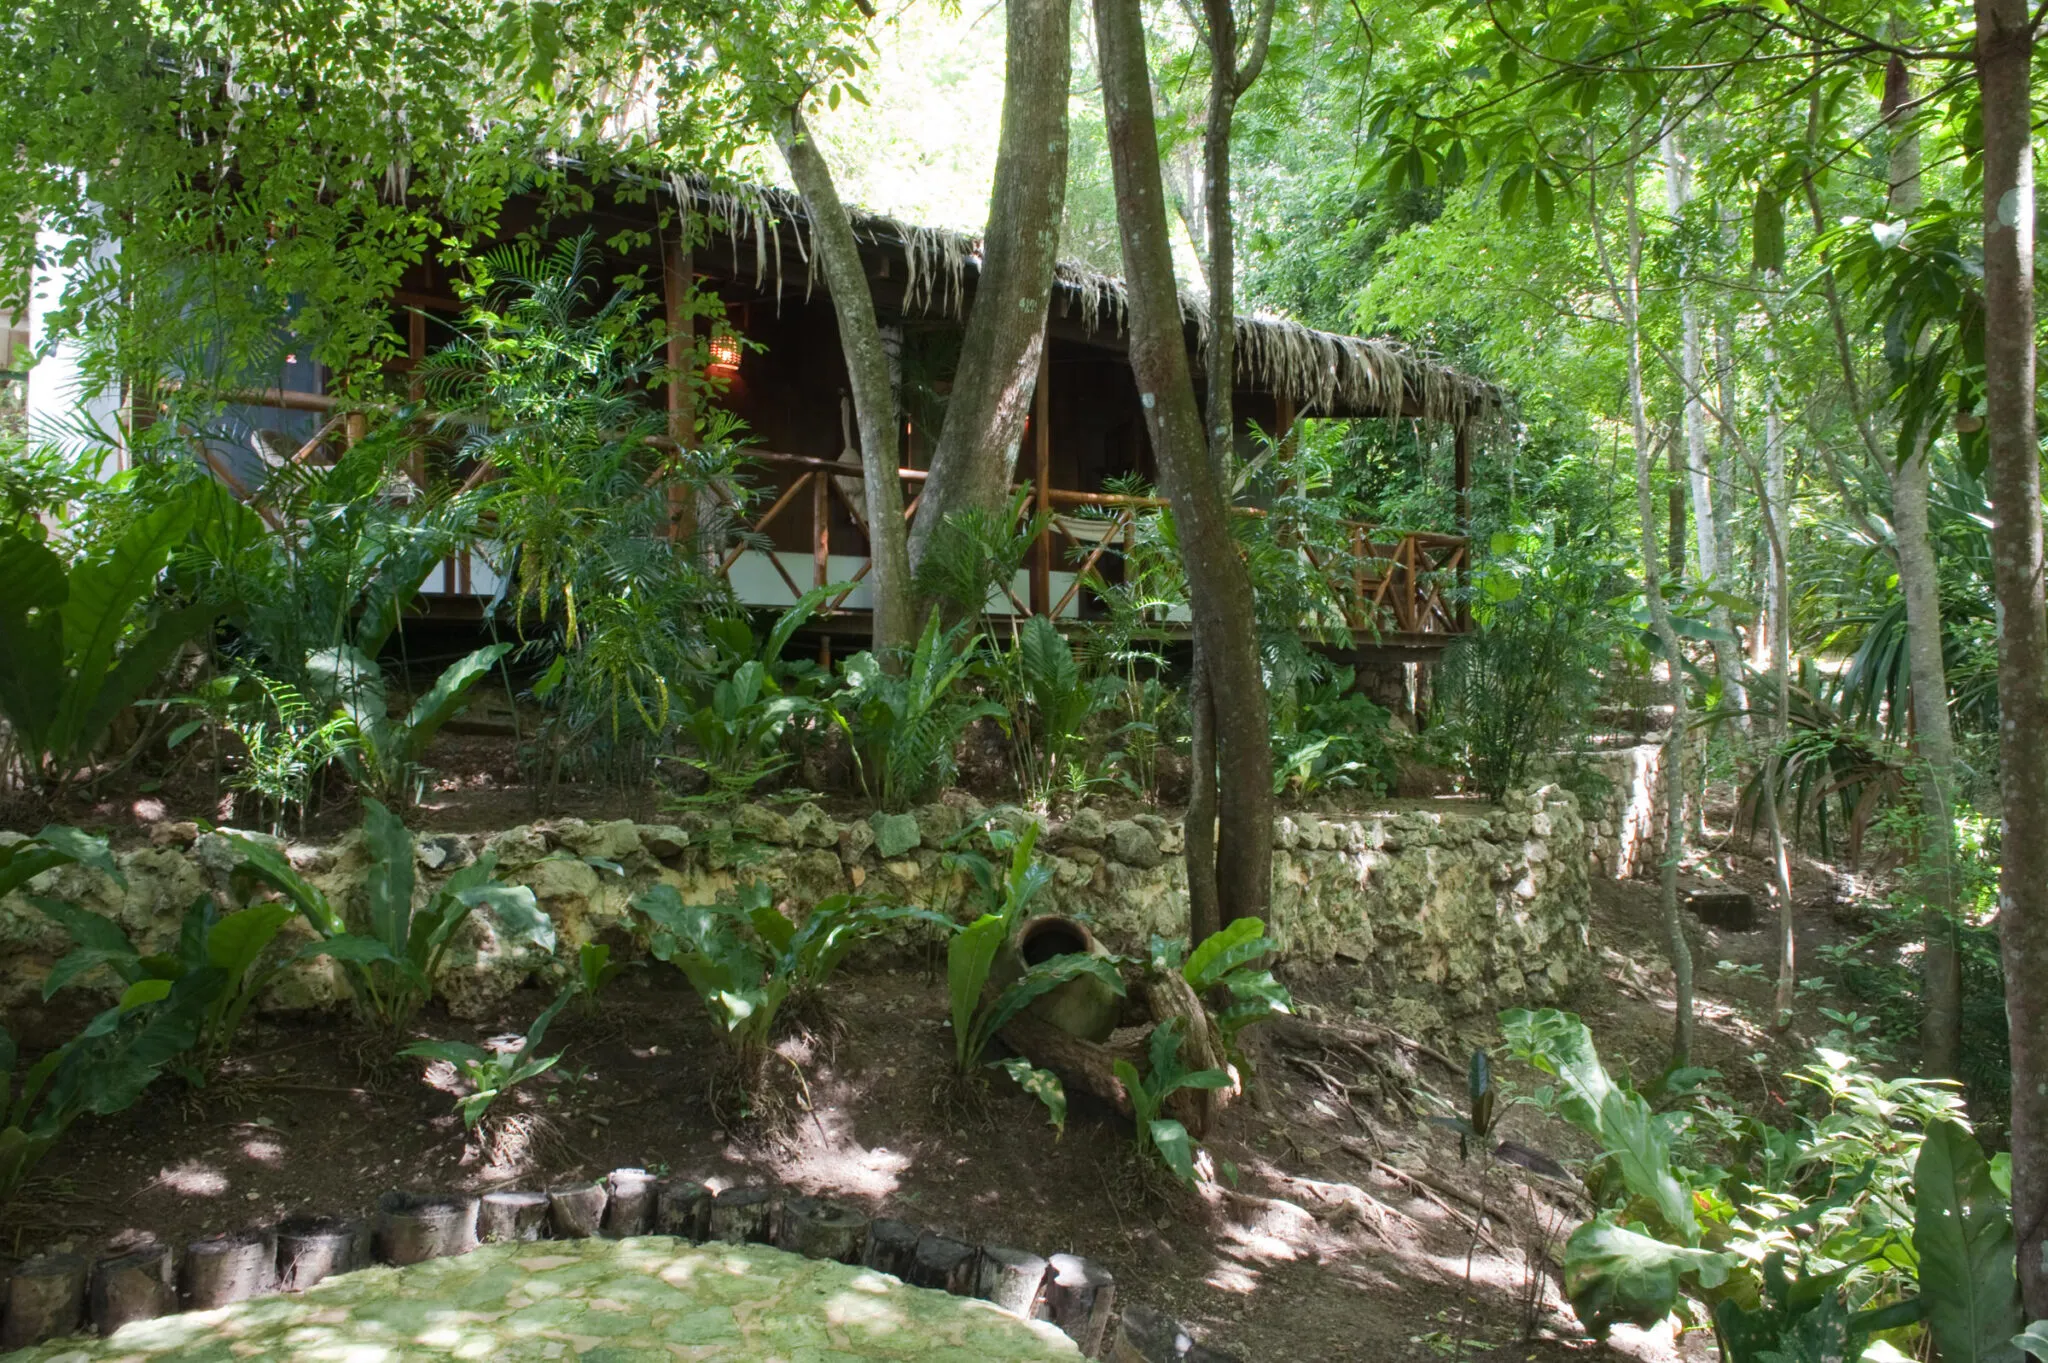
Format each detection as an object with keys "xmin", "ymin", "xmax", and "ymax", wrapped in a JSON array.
[{"xmin": 2, "ymin": 1236, "xmax": 1082, "ymax": 1362}]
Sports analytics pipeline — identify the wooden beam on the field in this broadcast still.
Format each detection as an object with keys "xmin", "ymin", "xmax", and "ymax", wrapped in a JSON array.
[{"xmin": 1030, "ymin": 345, "xmax": 1052, "ymax": 617}]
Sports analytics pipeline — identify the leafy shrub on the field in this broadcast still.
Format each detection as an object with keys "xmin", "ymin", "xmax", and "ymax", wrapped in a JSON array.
[
  {"xmin": 831, "ymin": 611, "xmax": 1002, "ymax": 810},
  {"xmin": 402, "ymin": 984, "xmax": 579, "ymax": 1129},
  {"xmin": 1268, "ymin": 665, "xmax": 1396, "ymax": 798},
  {"xmin": 1440, "ymin": 524, "xmax": 1621, "ymax": 800},
  {"xmin": 0, "ymin": 824, "xmax": 122, "ymax": 899},
  {"xmin": 630, "ymin": 882, "xmax": 946, "ymax": 1103},
  {"xmin": 170, "ymin": 672, "xmax": 358, "ymax": 835},
  {"xmin": 575, "ymin": 942, "xmax": 623, "ymax": 1015},
  {"xmin": 35, "ymin": 893, "xmax": 295, "ymax": 1079},
  {"xmin": 672, "ymin": 591, "xmax": 836, "ymax": 801},
  {"xmin": 0, "ymin": 487, "xmax": 220, "ymax": 792},
  {"xmin": 1113, "ymin": 1019, "xmax": 1231, "ymax": 1185},
  {"xmin": 1156, "ymin": 917, "xmax": 1293, "ymax": 1075},
  {"xmin": 229, "ymin": 798, "xmax": 553, "ymax": 1028},
  {"xmin": 991, "ymin": 615, "xmax": 1099, "ymax": 806},
  {"xmin": 307, "ymin": 643, "xmax": 511, "ymax": 807}
]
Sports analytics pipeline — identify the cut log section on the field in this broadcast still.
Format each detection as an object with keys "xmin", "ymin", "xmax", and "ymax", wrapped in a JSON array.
[
  {"xmin": 478, "ymin": 1190, "xmax": 550, "ymax": 1243},
  {"xmin": 1, "ymin": 1253, "xmax": 87, "ymax": 1348},
  {"xmin": 375, "ymin": 1191, "xmax": 479, "ymax": 1265},
  {"xmin": 656, "ymin": 1180, "xmax": 710, "ymax": 1240},
  {"xmin": 861, "ymin": 1218, "xmax": 921, "ymax": 1279},
  {"xmin": 776, "ymin": 1195, "xmax": 868, "ymax": 1263},
  {"xmin": 548, "ymin": 1180, "xmax": 608, "ymax": 1239},
  {"xmin": 975, "ymin": 1246, "xmax": 1050, "ymax": 1317},
  {"xmin": 181, "ymin": 1229, "xmax": 275, "ymax": 1309},
  {"xmin": 1041, "ymin": 1253, "xmax": 1116, "ymax": 1357},
  {"xmin": 602, "ymin": 1169, "xmax": 657, "ymax": 1237},
  {"xmin": 274, "ymin": 1214, "xmax": 365, "ymax": 1290},
  {"xmin": 705, "ymin": 1186, "xmax": 778, "ymax": 1244},
  {"xmin": 1107, "ymin": 1303, "xmax": 1244, "ymax": 1362},
  {"xmin": 89, "ymin": 1242, "xmax": 175, "ymax": 1335},
  {"xmin": 908, "ymin": 1232, "xmax": 978, "ymax": 1295}
]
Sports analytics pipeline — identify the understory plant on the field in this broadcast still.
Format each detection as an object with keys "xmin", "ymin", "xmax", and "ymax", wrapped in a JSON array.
[
  {"xmin": 34, "ymin": 893, "xmax": 296, "ymax": 1080},
  {"xmin": 991, "ymin": 615, "xmax": 1098, "ymax": 807},
  {"xmin": 671, "ymin": 591, "xmax": 838, "ymax": 802},
  {"xmin": 401, "ymin": 983, "xmax": 580, "ymax": 1129},
  {"xmin": 170, "ymin": 671, "xmax": 358, "ymax": 835},
  {"xmin": 1113, "ymin": 1018, "xmax": 1231, "ymax": 1185},
  {"xmin": 575, "ymin": 942, "xmax": 624, "ymax": 1015},
  {"xmin": 308, "ymin": 642, "xmax": 512, "ymax": 807},
  {"xmin": 0, "ymin": 824, "xmax": 123, "ymax": 899},
  {"xmin": 229, "ymin": 798, "xmax": 553, "ymax": 1028},
  {"xmin": 0, "ymin": 486, "xmax": 220, "ymax": 792},
  {"xmin": 1267, "ymin": 664, "xmax": 1397, "ymax": 798},
  {"xmin": 832, "ymin": 610, "xmax": 1003, "ymax": 810}
]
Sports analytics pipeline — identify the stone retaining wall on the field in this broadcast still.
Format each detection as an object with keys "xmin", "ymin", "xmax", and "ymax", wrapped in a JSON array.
[{"xmin": 0, "ymin": 785, "xmax": 1594, "ymax": 1023}]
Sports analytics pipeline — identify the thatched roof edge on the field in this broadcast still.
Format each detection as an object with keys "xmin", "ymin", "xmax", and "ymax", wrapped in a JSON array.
[{"xmin": 670, "ymin": 175, "xmax": 1506, "ymax": 433}]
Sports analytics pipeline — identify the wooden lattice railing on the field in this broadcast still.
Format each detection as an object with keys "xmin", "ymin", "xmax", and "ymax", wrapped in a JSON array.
[{"xmin": 724, "ymin": 449, "xmax": 1470, "ymax": 641}]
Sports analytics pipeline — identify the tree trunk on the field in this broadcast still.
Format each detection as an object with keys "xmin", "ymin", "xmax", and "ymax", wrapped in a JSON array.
[
  {"xmin": 905, "ymin": 0, "xmax": 1071, "ymax": 568},
  {"xmin": 1093, "ymin": 0, "xmax": 1273, "ymax": 931},
  {"xmin": 1185, "ymin": 638, "xmax": 1222, "ymax": 942},
  {"xmin": 1759, "ymin": 320, "xmax": 1799, "ymax": 1030},
  {"xmin": 1598, "ymin": 155, "xmax": 1694, "ymax": 1068},
  {"xmin": 773, "ymin": 105, "xmax": 918, "ymax": 659},
  {"xmin": 1976, "ymin": 0, "xmax": 2047, "ymax": 1314}
]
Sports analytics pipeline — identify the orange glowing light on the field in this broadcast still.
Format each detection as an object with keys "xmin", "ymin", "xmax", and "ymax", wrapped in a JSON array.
[{"xmin": 707, "ymin": 331, "xmax": 742, "ymax": 375}]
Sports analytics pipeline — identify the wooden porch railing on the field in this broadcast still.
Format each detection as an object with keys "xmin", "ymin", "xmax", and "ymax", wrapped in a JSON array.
[{"xmin": 723, "ymin": 449, "xmax": 1471, "ymax": 641}]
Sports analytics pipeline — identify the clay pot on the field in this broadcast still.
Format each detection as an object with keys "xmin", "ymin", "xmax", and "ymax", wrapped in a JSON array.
[{"xmin": 993, "ymin": 916, "xmax": 1121, "ymax": 1043}]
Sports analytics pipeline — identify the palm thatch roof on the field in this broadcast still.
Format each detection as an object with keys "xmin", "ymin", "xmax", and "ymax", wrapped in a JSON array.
[{"xmin": 673, "ymin": 176, "xmax": 1505, "ymax": 433}]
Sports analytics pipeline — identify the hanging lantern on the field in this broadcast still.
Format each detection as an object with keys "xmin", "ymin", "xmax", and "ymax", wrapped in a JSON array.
[{"xmin": 707, "ymin": 330, "xmax": 742, "ymax": 377}]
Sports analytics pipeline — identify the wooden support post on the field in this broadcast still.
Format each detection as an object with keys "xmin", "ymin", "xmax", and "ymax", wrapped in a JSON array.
[
  {"xmin": 814, "ymin": 468, "xmax": 833, "ymax": 669},
  {"xmin": 344, "ymin": 411, "xmax": 366, "ymax": 448},
  {"xmin": 662, "ymin": 224, "xmax": 698, "ymax": 543},
  {"xmin": 1030, "ymin": 345, "xmax": 1052, "ymax": 617},
  {"xmin": 1453, "ymin": 425, "xmax": 1472, "ymax": 632}
]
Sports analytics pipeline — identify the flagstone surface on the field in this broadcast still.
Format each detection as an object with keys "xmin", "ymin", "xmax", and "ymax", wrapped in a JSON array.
[{"xmin": 3, "ymin": 1237, "xmax": 1081, "ymax": 1362}]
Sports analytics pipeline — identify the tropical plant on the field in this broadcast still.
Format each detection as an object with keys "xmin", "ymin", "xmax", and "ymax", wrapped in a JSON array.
[
  {"xmin": 0, "ymin": 487, "xmax": 220, "ymax": 790},
  {"xmin": 992, "ymin": 614, "xmax": 1099, "ymax": 806},
  {"xmin": 944, "ymin": 824, "xmax": 1124, "ymax": 1129},
  {"xmin": 1267, "ymin": 664, "xmax": 1397, "ymax": 798},
  {"xmin": 1162, "ymin": 917, "xmax": 1294, "ymax": 1070},
  {"xmin": 629, "ymin": 882, "xmax": 946, "ymax": 1102},
  {"xmin": 228, "ymin": 798, "xmax": 553, "ymax": 1028},
  {"xmin": 1429, "ymin": 1049, "xmax": 1501, "ymax": 1162},
  {"xmin": 402, "ymin": 984, "xmax": 580, "ymax": 1129},
  {"xmin": 1113, "ymin": 1018, "xmax": 1232, "ymax": 1185},
  {"xmin": 0, "ymin": 824, "xmax": 122, "ymax": 900},
  {"xmin": 674, "ymin": 659, "xmax": 813, "ymax": 802},
  {"xmin": 34, "ymin": 893, "xmax": 296, "ymax": 1079},
  {"xmin": 1, "ymin": 973, "xmax": 218, "ymax": 1201},
  {"xmin": 168, "ymin": 670, "xmax": 359, "ymax": 834},
  {"xmin": 831, "ymin": 610, "xmax": 1003, "ymax": 810},
  {"xmin": 913, "ymin": 488, "xmax": 1050, "ymax": 632},
  {"xmin": 575, "ymin": 942, "xmax": 624, "ymax": 1016},
  {"xmin": 306, "ymin": 642, "xmax": 511, "ymax": 807}
]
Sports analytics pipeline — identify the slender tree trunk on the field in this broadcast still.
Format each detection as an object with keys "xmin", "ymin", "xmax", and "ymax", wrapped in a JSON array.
[
  {"xmin": 1185, "ymin": 643, "xmax": 1221, "ymax": 940},
  {"xmin": 905, "ymin": 0, "xmax": 1071, "ymax": 569},
  {"xmin": 1976, "ymin": 0, "xmax": 2047, "ymax": 1314},
  {"xmin": 1597, "ymin": 154, "xmax": 1694, "ymax": 1068},
  {"xmin": 1760, "ymin": 318, "xmax": 1798, "ymax": 1029},
  {"xmin": 1094, "ymin": 0, "xmax": 1273, "ymax": 934},
  {"xmin": 774, "ymin": 106, "xmax": 917, "ymax": 658}
]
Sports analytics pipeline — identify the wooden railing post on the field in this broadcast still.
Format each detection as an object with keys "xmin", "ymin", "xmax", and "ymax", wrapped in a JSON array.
[{"xmin": 1030, "ymin": 346, "xmax": 1052, "ymax": 617}]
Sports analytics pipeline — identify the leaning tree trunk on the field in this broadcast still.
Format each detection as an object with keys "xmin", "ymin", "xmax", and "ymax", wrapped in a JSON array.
[
  {"xmin": 905, "ymin": 0, "xmax": 1071, "ymax": 570},
  {"xmin": 1094, "ymin": 0, "xmax": 1273, "ymax": 932},
  {"xmin": 1977, "ymin": 0, "xmax": 2047, "ymax": 1315},
  {"xmin": 774, "ymin": 106, "xmax": 918, "ymax": 660},
  {"xmin": 1756, "ymin": 315, "xmax": 1799, "ymax": 1030}
]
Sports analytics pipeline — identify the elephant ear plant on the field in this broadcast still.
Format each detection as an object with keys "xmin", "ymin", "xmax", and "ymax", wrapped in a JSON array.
[{"xmin": 230, "ymin": 798, "xmax": 553, "ymax": 1029}]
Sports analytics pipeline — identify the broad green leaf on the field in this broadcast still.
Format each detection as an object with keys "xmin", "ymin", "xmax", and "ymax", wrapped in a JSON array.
[
  {"xmin": 947, "ymin": 913, "xmax": 1006, "ymax": 1067},
  {"xmin": 206, "ymin": 904, "xmax": 294, "ymax": 980},
  {"xmin": 979, "ymin": 953, "xmax": 1126, "ymax": 1051},
  {"xmin": 31, "ymin": 898, "xmax": 142, "ymax": 992},
  {"xmin": 1915, "ymin": 1119, "xmax": 2024, "ymax": 1363},
  {"xmin": 230, "ymin": 835, "xmax": 339, "ymax": 936},
  {"xmin": 0, "ymin": 532, "xmax": 67, "ymax": 762},
  {"xmin": 1598, "ymin": 1087, "xmax": 1697, "ymax": 1242},
  {"xmin": 1562, "ymin": 1217, "xmax": 1733, "ymax": 1337},
  {"xmin": 1183, "ymin": 917, "xmax": 1272, "ymax": 991},
  {"xmin": 2014, "ymin": 1323, "xmax": 2048, "ymax": 1361},
  {"xmin": 118, "ymin": 978, "xmax": 174, "ymax": 1009},
  {"xmin": 401, "ymin": 643, "xmax": 511, "ymax": 761},
  {"xmin": 1112, "ymin": 1057, "xmax": 1154, "ymax": 1126},
  {"xmin": 994, "ymin": 1056, "xmax": 1066, "ymax": 1135},
  {"xmin": 1499, "ymin": 1008, "xmax": 1619, "ymax": 1140},
  {"xmin": 361, "ymin": 797, "xmax": 417, "ymax": 954},
  {"xmin": 1149, "ymin": 1118, "xmax": 1199, "ymax": 1185}
]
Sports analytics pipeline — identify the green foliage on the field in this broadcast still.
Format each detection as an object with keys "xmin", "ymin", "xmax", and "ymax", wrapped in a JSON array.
[
  {"xmin": 631, "ymin": 881, "xmax": 946, "ymax": 1073},
  {"xmin": 1170, "ymin": 917, "xmax": 1294, "ymax": 1063},
  {"xmin": 174, "ymin": 672, "xmax": 359, "ymax": 835},
  {"xmin": 993, "ymin": 614, "xmax": 1100, "ymax": 807},
  {"xmin": 575, "ymin": 942, "xmax": 624, "ymax": 1015},
  {"xmin": 36, "ymin": 893, "xmax": 295, "ymax": 1077},
  {"xmin": 1713, "ymin": 1257, "xmax": 1924, "ymax": 1363},
  {"xmin": 402, "ymin": 985, "xmax": 579, "ymax": 1129},
  {"xmin": 673, "ymin": 590, "xmax": 837, "ymax": 802},
  {"xmin": 832, "ymin": 611, "xmax": 1003, "ymax": 810},
  {"xmin": 993, "ymin": 1055, "xmax": 1069, "ymax": 1136},
  {"xmin": 1112, "ymin": 1019, "xmax": 1231, "ymax": 1186},
  {"xmin": 1914, "ymin": 1120, "xmax": 2025, "ymax": 1363},
  {"xmin": 1562, "ymin": 1218, "xmax": 1734, "ymax": 1337},
  {"xmin": 1440, "ymin": 524, "xmax": 1623, "ymax": 801},
  {"xmin": 309, "ymin": 643, "xmax": 511, "ymax": 806},
  {"xmin": 230, "ymin": 798, "xmax": 553, "ymax": 1028},
  {"xmin": 2016, "ymin": 1322, "xmax": 2048, "ymax": 1361},
  {"xmin": 1428, "ymin": 1049, "xmax": 1499, "ymax": 1161},
  {"xmin": 1, "ymin": 974, "xmax": 216, "ymax": 1201},
  {"xmin": 0, "ymin": 488, "xmax": 220, "ymax": 790},
  {"xmin": 0, "ymin": 824, "xmax": 123, "ymax": 901},
  {"xmin": 1267, "ymin": 664, "xmax": 1396, "ymax": 798}
]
